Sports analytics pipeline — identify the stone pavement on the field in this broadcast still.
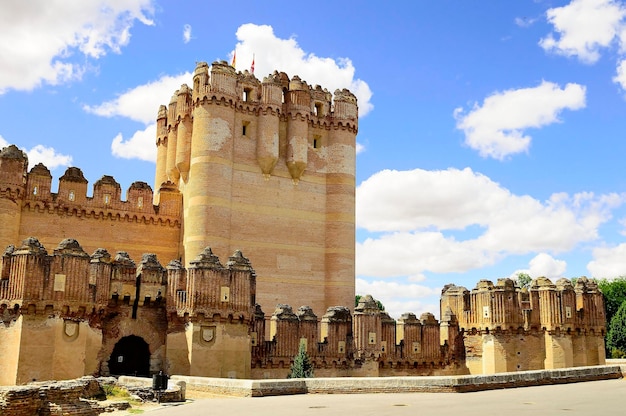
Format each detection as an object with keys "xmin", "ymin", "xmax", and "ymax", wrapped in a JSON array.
[{"xmin": 135, "ymin": 378, "xmax": 626, "ymax": 416}]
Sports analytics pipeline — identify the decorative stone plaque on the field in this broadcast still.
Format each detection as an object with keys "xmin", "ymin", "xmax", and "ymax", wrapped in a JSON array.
[
  {"xmin": 63, "ymin": 320, "xmax": 79, "ymax": 339},
  {"xmin": 54, "ymin": 274, "xmax": 66, "ymax": 292},
  {"xmin": 201, "ymin": 326, "xmax": 216, "ymax": 344},
  {"xmin": 220, "ymin": 286, "xmax": 230, "ymax": 302}
]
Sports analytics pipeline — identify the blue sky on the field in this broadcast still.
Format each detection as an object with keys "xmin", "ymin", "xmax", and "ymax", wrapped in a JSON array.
[{"xmin": 3, "ymin": 0, "xmax": 626, "ymax": 319}]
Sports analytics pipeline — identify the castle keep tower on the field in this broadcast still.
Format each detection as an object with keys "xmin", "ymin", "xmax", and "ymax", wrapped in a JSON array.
[{"xmin": 154, "ymin": 61, "xmax": 358, "ymax": 314}]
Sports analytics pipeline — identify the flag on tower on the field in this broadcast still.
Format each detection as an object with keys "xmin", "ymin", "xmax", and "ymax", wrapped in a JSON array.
[
  {"xmin": 251, "ymin": 54, "xmax": 255, "ymax": 74},
  {"xmin": 231, "ymin": 51, "xmax": 236, "ymax": 68}
]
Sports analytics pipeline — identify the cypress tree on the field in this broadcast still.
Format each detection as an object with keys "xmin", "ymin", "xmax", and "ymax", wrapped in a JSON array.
[{"xmin": 288, "ymin": 343, "xmax": 314, "ymax": 379}]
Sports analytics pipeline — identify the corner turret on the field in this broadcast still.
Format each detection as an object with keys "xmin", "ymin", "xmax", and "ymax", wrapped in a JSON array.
[{"xmin": 0, "ymin": 145, "xmax": 28, "ymax": 250}]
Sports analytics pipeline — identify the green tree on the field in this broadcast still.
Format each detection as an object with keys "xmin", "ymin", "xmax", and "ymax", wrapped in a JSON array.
[
  {"xmin": 598, "ymin": 277, "xmax": 626, "ymax": 324},
  {"xmin": 288, "ymin": 343, "xmax": 314, "ymax": 379},
  {"xmin": 516, "ymin": 272, "xmax": 532, "ymax": 289},
  {"xmin": 607, "ymin": 300, "xmax": 626, "ymax": 358}
]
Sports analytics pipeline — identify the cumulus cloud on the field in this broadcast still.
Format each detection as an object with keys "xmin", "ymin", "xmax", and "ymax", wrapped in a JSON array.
[
  {"xmin": 454, "ymin": 81, "xmax": 586, "ymax": 159},
  {"xmin": 232, "ymin": 24, "xmax": 373, "ymax": 116},
  {"xmin": 540, "ymin": 0, "xmax": 626, "ymax": 64},
  {"xmin": 111, "ymin": 124, "xmax": 157, "ymax": 162},
  {"xmin": 0, "ymin": 0, "xmax": 155, "ymax": 94},
  {"xmin": 26, "ymin": 145, "xmax": 73, "ymax": 170},
  {"xmin": 587, "ymin": 243, "xmax": 626, "ymax": 277},
  {"xmin": 511, "ymin": 253, "xmax": 567, "ymax": 280},
  {"xmin": 183, "ymin": 24, "xmax": 192, "ymax": 44},
  {"xmin": 0, "ymin": 135, "xmax": 72, "ymax": 170},
  {"xmin": 356, "ymin": 278, "xmax": 441, "ymax": 319},
  {"xmin": 84, "ymin": 73, "xmax": 191, "ymax": 124},
  {"xmin": 356, "ymin": 167, "xmax": 624, "ymax": 278}
]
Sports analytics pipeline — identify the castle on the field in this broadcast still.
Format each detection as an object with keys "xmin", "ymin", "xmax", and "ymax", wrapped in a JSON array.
[{"xmin": 0, "ymin": 61, "xmax": 606, "ymax": 386}]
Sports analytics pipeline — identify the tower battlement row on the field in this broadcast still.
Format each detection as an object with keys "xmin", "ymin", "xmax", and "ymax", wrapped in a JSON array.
[
  {"xmin": 441, "ymin": 277, "xmax": 605, "ymax": 334},
  {"xmin": 154, "ymin": 60, "xmax": 358, "ymax": 192}
]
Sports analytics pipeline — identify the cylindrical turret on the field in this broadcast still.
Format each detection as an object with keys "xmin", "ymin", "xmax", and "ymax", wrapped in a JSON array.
[
  {"xmin": 192, "ymin": 61, "xmax": 210, "ymax": 101},
  {"xmin": 256, "ymin": 72, "xmax": 282, "ymax": 177},
  {"xmin": 176, "ymin": 84, "xmax": 193, "ymax": 182},
  {"xmin": 154, "ymin": 105, "xmax": 168, "ymax": 204},
  {"xmin": 166, "ymin": 91, "xmax": 179, "ymax": 185},
  {"xmin": 286, "ymin": 76, "xmax": 310, "ymax": 183},
  {"xmin": 184, "ymin": 61, "xmax": 237, "ymax": 264},
  {"xmin": 324, "ymin": 89, "xmax": 358, "ymax": 309},
  {"xmin": 0, "ymin": 145, "xmax": 27, "ymax": 250}
]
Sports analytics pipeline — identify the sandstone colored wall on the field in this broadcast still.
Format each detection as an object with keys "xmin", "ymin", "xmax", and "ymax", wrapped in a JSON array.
[
  {"xmin": 17, "ymin": 208, "xmax": 181, "ymax": 265},
  {"xmin": 187, "ymin": 322, "xmax": 251, "ymax": 379},
  {"xmin": 0, "ymin": 317, "xmax": 22, "ymax": 386}
]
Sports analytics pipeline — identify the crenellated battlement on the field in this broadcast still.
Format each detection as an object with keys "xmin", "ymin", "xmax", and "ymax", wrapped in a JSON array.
[
  {"xmin": 441, "ymin": 277, "xmax": 605, "ymax": 334},
  {"xmin": 441, "ymin": 277, "xmax": 606, "ymax": 373},
  {"xmin": 0, "ymin": 148, "xmax": 183, "ymax": 265}
]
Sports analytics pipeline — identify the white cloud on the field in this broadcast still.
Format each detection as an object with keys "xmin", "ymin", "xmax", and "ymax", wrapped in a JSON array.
[
  {"xmin": 514, "ymin": 16, "xmax": 538, "ymax": 28},
  {"xmin": 356, "ymin": 142, "xmax": 365, "ymax": 154},
  {"xmin": 233, "ymin": 24, "xmax": 373, "ymax": 116},
  {"xmin": 111, "ymin": 124, "xmax": 156, "ymax": 162},
  {"xmin": 84, "ymin": 73, "xmax": 191, "ymax": 124},
  {"xmin": 614, "ymin": 59, "xmax": 626, "ymax": 91},
  {"xmin": 540, "ymin": 0, "xmax": 626, "ymax": 64},
  {"xmin": 454, "ymin": 81, "xmax": 586, "ymax": 159},
  {"xmin": 183, "ymin": 24, "xmax": 192, "ymax": 44},
  {"xmin": 356, "ymin": 278, "xmax": 441, "ymax": 319},
  {"xmin": 587, "ymin": 243, "xmax": 626, "ymax": 277},
  {"xmin": 512, "ymin": 253, "xmax": 567, "ymax": 280},
  {"xmin": 0, "ymin": 136, "xmax": 72, "ymax": 171},
  {"xmin": 356, "ymin": 167, "xmax": 624, "ymax": 278},
  {"xmin": 0, "ymin": 0, "xmax": 155, "ymax": 94},
  {"xmin": 26, "ymin": 145, "xmax": 73, "ymax": 170}
]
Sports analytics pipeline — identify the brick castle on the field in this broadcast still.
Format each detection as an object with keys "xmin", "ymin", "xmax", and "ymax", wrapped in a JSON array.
[{"xmin": 0, "ymin": 61, "xmax": 606, "ymax": 385}]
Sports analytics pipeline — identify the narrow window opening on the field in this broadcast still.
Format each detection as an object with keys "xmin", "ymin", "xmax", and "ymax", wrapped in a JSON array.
[
  {"xmin": 104, "ymin": 194, "xmax": 110, "ymax": 205},
  {"xmin": 243, "ymin": 88, "xmax": 252, "ymax": 102},
  {"xmin": 137, "ymin": 196, "xmax": 143, "ymax": 208},
  {"xmin": 314, "ymin": 102, "xmax": 323, "ymax": 117},
  {"xmin": 313, "ymin": 135, "xmax": 321, "ymax": 149},
  {"xmin": 242, "ymin": 121, "xmax": 250, "ymax": 137},
  {"xmin": 68, "ymin": 190, "xmax": 75, "ymax": 201},
  {"xmin": 33, "ymin": 186, "xmax": 38, "ymax": 195}
]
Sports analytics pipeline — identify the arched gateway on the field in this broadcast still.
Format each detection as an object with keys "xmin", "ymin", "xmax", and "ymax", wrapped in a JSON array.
[{"xmin": 108, "ymin": 335, "xmax": 150, "ymax": 377}]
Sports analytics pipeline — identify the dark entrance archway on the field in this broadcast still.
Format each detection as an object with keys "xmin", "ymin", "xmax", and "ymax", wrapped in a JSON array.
[{"xmin": 108, "ymin": 335, "xmax": 150, "ymax": 376}]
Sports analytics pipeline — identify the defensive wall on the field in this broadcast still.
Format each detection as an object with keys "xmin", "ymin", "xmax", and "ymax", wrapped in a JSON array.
[{"xmin": 0, "ymin": 237, "xmax": 607, "ymax": 385}]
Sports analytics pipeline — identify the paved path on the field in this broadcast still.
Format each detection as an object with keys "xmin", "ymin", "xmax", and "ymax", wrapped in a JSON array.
[{"xmin": 138, "ymin": 378, "xmax": 626, "ymax": 416}]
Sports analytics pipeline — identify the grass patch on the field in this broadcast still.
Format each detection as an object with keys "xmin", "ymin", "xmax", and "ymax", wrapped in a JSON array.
[{"xmin": 103, "ymin": 384, "xmax": 130, "ymax": 399}]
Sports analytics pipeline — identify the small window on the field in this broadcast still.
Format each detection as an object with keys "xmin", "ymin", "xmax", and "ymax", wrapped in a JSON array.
[
  {"xmin": 68, "ymin": 190, "xmax": 75, "ymax": 201},
  {"xmin": 314, "ymin": 102, "xmax": 323, "ymax": 117},
  {"xmin": 243, "ymin": 88, "xmax": 252, "ymax": 102},
  {"xmin": 313, "ymin": 135, "xmax": 321, "ymax": 149},
  {"xmin": 242, "ymin": 121, "xmax": 250, "ymax": 137},
  {"xmin": 33, "ymin": 186, "xmax": 38, "ymax": 195},
  {"xmin": 137, "ymin": 196, "xmax": 143, "ymax": 208},
  {"xmin": 104, "ymin": 194, "xmax": 110, "ymax": 205}
]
